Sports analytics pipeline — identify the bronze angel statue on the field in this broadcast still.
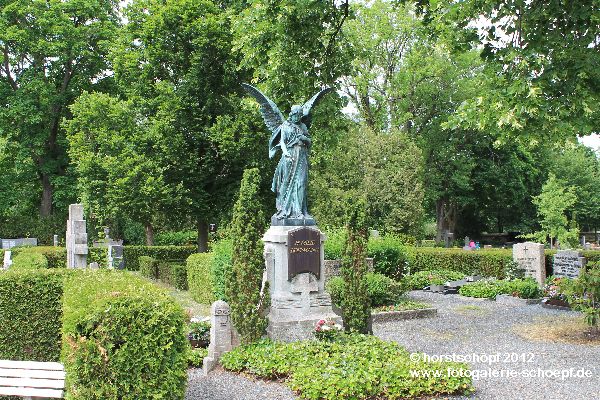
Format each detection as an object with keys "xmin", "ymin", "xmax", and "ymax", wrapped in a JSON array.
[{"xmin": 242, "ymin": 83, "xmax": 332, "ymax": 225}]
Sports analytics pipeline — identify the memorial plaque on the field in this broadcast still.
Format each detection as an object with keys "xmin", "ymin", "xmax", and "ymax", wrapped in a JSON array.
[
  {"xmin": 553, "ymin": 250, "xmax": 586, "ymax": 279},
  {"xmin": 287, "ymin": 227, "xmax": 320, "ymax": 280},
  {"xmin": 513, "ymin": 242, "xmax": 545, "ymax": 286}
]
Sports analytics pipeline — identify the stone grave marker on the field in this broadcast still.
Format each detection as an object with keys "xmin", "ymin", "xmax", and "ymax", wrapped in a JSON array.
[
  {"xmin": 463, "ymin": 236, "xmax": 472, "ymax": 250},
  {"xmin": 513, "ymin": 242, "xmax": 545, "ymax": 286},
  {"xmin": 3, "ymin": 251, "xmax": 11, "ymax": 270},
  {"xmin": 553, "ymin": 250, "xmax": 586, "ymax": 279},
  {"xmin": 66, "ymin": 204, "xmax": 88, "ymax": 268},
  {"xmin": 1, "ymin": 238, "xmax": 38, "ymax": 249},
  {"xmin": 203, "ymin": 300, "xmax": 238, "ymax": 375},
  {"xmin": 53, "ymin": 235, "xmax": 59, "ymax": 247}
]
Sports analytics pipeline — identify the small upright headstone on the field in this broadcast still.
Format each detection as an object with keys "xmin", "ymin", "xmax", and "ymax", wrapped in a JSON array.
[
  {"xmin": 463, "ymin": 236, "xmax": 472, "ymax": 251},
  {"xmin": 89, "ymin": 262, "xmax": 99, "ymax": 269},
  {"xmin": 443, "ymin": 231, "xmax": 454, "ymax": 248},
  {"xmin": 553, "ymin": 250, "xmax": 586, "ymax": 279},
  {"xmin": 1, "ymin": 238, "xmax": 38, "ymax": 249},
  {"xmin": 109, "ymin": 244, "xmax": 124, "ymax": 269},
  {"xmin": 203, "ymin": 300, "xmax": 238, "ymax": 375},
  {"xmin": 53, "ymin": 235, "xmax": 58, "ymax": 247},
  {"xmin": 513, "ymin": 242, "xmax": 545, "ymax": 286},
  {"xmin": 66, "ymin": 204, "xmax": 88, "ymax": 269},
  {"xmin": 370, "ymin": 230, "xmax": 380, "ymax": 238},
  {"xmin": 3, "ymin": 251, "xmax": 12, "ymax": 270}
]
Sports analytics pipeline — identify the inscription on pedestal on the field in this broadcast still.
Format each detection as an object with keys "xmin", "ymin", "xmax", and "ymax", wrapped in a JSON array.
[{"xmin": 287, "ymin": 227, "xmax": 320, "ymax": 280}]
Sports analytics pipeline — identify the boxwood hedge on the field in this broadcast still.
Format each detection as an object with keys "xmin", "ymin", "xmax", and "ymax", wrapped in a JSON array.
[
  {"xmin": 123, "ymin": 245, "xmax": 196, "ymax": 271},
  {"xmin": 187, "ymin": 253, "xmax": 215, "ymax": 304},
  {"xmin": 62, "ymin": 270, "xmax": 188, "ymax": 400},
  {"xmin": 0, "ymin": 269, "xmax": 64, "ymax": 361}
]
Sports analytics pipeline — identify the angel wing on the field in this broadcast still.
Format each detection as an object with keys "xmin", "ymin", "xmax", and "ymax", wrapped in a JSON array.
[
  {"xmin": 241, "ymin": 83, "xmax": 285, "ymax": 134},
  {"xmin": 301, "ymin": 87, "xmax": 333, "ymax": 129}
]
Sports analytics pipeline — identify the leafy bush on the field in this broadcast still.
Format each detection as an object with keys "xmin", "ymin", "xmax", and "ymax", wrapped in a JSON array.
[
  {"xmin": 221, "ymin": 335, "xmax": 473, "ymax": 399},
  {"xmin": 459, "ymin": 278, "xmax": 541, "ymax": 299},
  {"xmin": 0, "ymin": 269, "xmax": 64, "ymax": 362},
  {"xmin": 155, "ymin": 230, "xmax": 197, "ymax": 246},
  {"xmin": 187, "ymin": 347, "xmax": 208, "ymax": 368},
  {"xmin": 123, "ymin": 245, "xmax": 196, "ymax": 271},
  {"xmin": 11, "ymin": 246, "xmax": 65, "ymax": 268},
  {"xmin": 170, "ymin": 264, "xmax": 188, "ymax": 290},
  {"xmin": 187, "ymin": 253, "xmax": 215, "ymax": 304},
  {"xmin": 405, "ymin": 248, "xmax": 512, "ymax": 278},
  {"xmin": 402, "ymin": 269, "xmax": 466, "ymax": 290},
  {"xmin": 328, "ymin": 273, "xmax": 405, "ymax": 308},
  {"xmin": 62, "ymin": 270, "xmax": 188, "ymax": 400},
  {"xmin": 139, "ymin": 255, "xmax": 158, "ymax": 279},
  {"xmin": 368, "ymin": 235, "xmax": 409, "ymax": 278},
  {"xmin": 563, "ymin": 261, "xmax": 600, "ymax": 330},
  {"xmin": 211, "ymin": 239, "xmax": 232, "ymax": 300},
  {"xmin": 11, "ymin": 252, "xmax": 49, "ymax": 270}
]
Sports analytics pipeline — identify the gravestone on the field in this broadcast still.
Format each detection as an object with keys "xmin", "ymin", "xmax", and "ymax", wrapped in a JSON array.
[
  {"xmin": 53, "ymin": 235, "xmax": 59, "ymax": 247},
  {"xmin": 443, "ymin": 230, "xmax": 454, "ymax": 248},
  {"xmin": 66, "ymin": 204, "xmax": 88, "ymax": 269},
  {"xmin": 203, "ymin": 300, "xmax": 238, "ymax": 375},
  {"xmin": 513, "ymin": 242, "xmax": 545, "ymax": 286},
  {"xmin": 463, "ymin": 236, "xmax": 472, "ymax": 251},
  {"xmin": 109, "ymin": 244, "xmax": 124, "ymax": 269},
  {"xmin": 263, "ymin": 225, "xmax": 340, "ymax": 342},
  {"xmin": 553, "ymin": 250, "xmax": 586, "ymax": 279},
  {"xmin": 1, "ymin": 238, "xmax": 37, "ymax": 249},
  {"xmin": 3, "ymin": 251, "xmax": 11, "ymax": 270}
]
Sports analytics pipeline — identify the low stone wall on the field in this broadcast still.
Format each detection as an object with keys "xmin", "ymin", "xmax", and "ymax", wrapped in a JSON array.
[{"xmin": 372, "ymin": 308, "xmax": 437, "ymax": 323}]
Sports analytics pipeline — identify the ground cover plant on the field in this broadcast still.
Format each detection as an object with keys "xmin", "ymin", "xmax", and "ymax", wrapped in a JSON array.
[
  {"xmin": 402, "ymin": 269, "xmax": 466, "ymax": 290},
  {"xmin": 221, "ymin": 334, "xmax": 473, "ymax": 400},
  {"xmin": 327, "ymin": 273, "xmax": 404, "ymax": 308},
  {"xmin": 459, "ymin": 278, "xmax": 542, "ymax": 299}
]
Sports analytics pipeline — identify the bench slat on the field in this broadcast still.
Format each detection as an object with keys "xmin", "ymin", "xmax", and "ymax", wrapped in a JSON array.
[
  {"xmin": 0, "ymin": 368, "xmax": 65, "ymax": 380},
  {"xmin": 0, "ymin": 360, "xmax": 64, "ymax": 371},
  {"xmin": 0, "ymin": 386, "xmax": 63, "ymax": 398},
  {"xmin": 0, "ymin": 377, "xmax": 65, "ymax": 389}
]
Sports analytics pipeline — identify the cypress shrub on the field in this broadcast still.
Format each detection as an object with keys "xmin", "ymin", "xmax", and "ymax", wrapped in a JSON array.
[
  {"xmin": 225, "ymin": 168, "xmax": 270, "ymax": 343},
  {"xmin": 211, "ymin": 239, "xmax": 233, "ymax": 300},
  {"xmin": 340, "ymin": 197, "xmax": 371, "ymax": 333}
]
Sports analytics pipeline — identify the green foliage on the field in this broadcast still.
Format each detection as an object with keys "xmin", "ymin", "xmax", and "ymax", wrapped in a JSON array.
[
  {"xmin": 458, "ymin": 278, "xmax": 541, "ymax": 300},
  {"xmin": 187, "ymin": 347, "xmax": 208, "ymax": 368},
  {"xmin": 525, "ymin": 174, "xmax": 579, "ymax": 248},
  {"xmin": 327, "ymin": 273, "xmax": 405, "ymax": 308},
  {"xmin": 564, "ymin": 262, "xmax": 600, "ymax": 330},
  {"xmin": 0, "ymin": 269, "xmax": 64, "ymax": 362},
  {"xmin": 11, "ymin": 247, "xmax": 66, "ymax": 269},
  {"xmin": 62, "ymin": 270, "xmax": 188, "ymax": 400},
  {"xmin": 186, "ymin": 253, "xmax": 215, "ymax": 305},
  {"xmin": 406, "ymin": 248, "xmax": 512, "ymax": 278},
  {"xmin": 11, "ymin": 252, "xmax": 49, "ymax": 270},
  {"xmin": 156, "ymin": 231, "xmax": 198, "ymax": 246},
  {"xmin": 221, "ymin": 335, "xmax": 473, "ymax": 399},
  {"xmin": 139, "ymin": 256, "xmax": 159, "ymax": 279},
  {"xmin": 226, "ymin": 169, "xmax": 269, "ymax": 343},
  {"xmin": 123, "ymin": 246, "xmax": 197, "ymax": 271},
  {"xmin": 0, "ymin": 215, "xmax": 65, "ymax": 245},
  {"xmin": 340, "ymin": 198, "xmax": 370, "ymax": 333},
  {"xmin": 402, "ymin": 270, "xmax": 467, "ymax": 290},
  {"xmin": 368, "ymin": 235, "xmax": 410, "ymax": 278},
  {"xmin": 211, "ymin": 239, "xmax": 233, "ymax": 301}
]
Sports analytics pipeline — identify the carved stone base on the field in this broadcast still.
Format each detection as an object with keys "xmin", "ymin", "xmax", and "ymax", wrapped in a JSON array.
[
  {"xmin": 270, "ymin": 215, "xmax": 316, "ymax": 226},
  {"xmin": 263, "ymin": 225, "xmax": 341, "ymax": 341}
]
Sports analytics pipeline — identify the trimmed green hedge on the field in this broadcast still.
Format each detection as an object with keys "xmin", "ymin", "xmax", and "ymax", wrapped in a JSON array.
[
  {"xmin": 123, "ymin": 245, "xmax": 197, "ymax": 271},
  {"xmin": 8, "ymin": 246, "xmax": 108, "ymax": 268},
  {"xmin": 0, "ymin": 269, "xmax": 64, "ymax": 361},
  {"xmin": 139, "ymin": 255, "xmax": 159, "ymax": 279},
  {"xmin": 11, "ymin": 252, "xmax": 49, "ymax": 269},
  {"xmin": 62, "ymin": 270, "xmax": 188, "ymax": 400},
  {"xmin": 405, "ymin": 248, "xmax": 512, "ymax": 278},
  {"xmin": 187, "ymin": 253, "xmax": 215, "ymax": 304},
  {"xmin": 211, "ymin": 240, "xmax": 232, "ymax": 300}
]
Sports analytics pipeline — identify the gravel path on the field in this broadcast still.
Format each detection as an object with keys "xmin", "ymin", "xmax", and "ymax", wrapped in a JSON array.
[{"xmin": 186, "ymin": 292, "xmax": 600, "ymax": 400}]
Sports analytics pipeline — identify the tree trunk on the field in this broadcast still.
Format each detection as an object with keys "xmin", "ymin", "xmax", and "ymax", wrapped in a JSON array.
[
  {"xmin": 40, "ymin": 172, "xmax": 53, "ymax": 217},
  {"xmin": 145, "ymin": 223, "xmax": 154, "ymax": 246},
  {"xmin": 197, "ymin": 219, "xmax": 208, "ymax": 253},
  {"xmin": 435, "ymin": 198, "xmax": 458, "ymax": 245}
]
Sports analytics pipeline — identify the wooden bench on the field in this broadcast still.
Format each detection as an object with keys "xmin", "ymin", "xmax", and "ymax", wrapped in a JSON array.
[{"xmin": 0, "ymin": 360, "xmax": 65, "ymax": 399}]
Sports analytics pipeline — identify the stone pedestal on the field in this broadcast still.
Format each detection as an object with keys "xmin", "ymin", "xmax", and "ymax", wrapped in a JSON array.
[
  {"xmin": 66, "ymin": 204, "xmax": 88, "ymax": 269},
  {"xmin": 263, "ymin": 225, "xmax": 340, "ymax": 342},
  {"xmin": 203, "ymin": 301, "xmax": 239, "ymax": 375}
]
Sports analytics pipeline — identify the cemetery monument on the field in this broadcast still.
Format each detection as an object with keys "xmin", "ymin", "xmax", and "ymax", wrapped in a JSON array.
[
  {"xmin": 66, "ymin": 204, "xmax": 88, "ymax": 268},
  {"xmin": 243, "ymin": 83, "xmax": 340, "ymax": 341},
  {"xmin": 513, "ymin": 242, "xmax": 545, "ymax": 286},
  {"xmin": 553, "ymin": 250, "xmax": 586, "ymax": 279}
]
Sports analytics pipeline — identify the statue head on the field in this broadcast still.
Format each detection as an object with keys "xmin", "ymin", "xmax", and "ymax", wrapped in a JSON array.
[{"xmin": 289, "ymin": 105, "xmax": 303, "ymax": 123}]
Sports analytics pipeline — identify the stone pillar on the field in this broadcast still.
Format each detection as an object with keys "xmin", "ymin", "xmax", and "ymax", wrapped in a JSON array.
[
  {"xmin": 66, "ymin": 204, "xmax": 88, "ymax": 269},
  {"xmin": 263, "ymin": 225, "xmax": 341, "ymax": 342},
  {"xmin": 203, "ymin": 300, "xmax": 238, "ymax": 375},
  {"xmin": 513, "ymin": 242, "xmax": 545, "ymax": 286},
  {"xmin": 53, "ymin": 235, "xmax": 58, "ymax": 247}
]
